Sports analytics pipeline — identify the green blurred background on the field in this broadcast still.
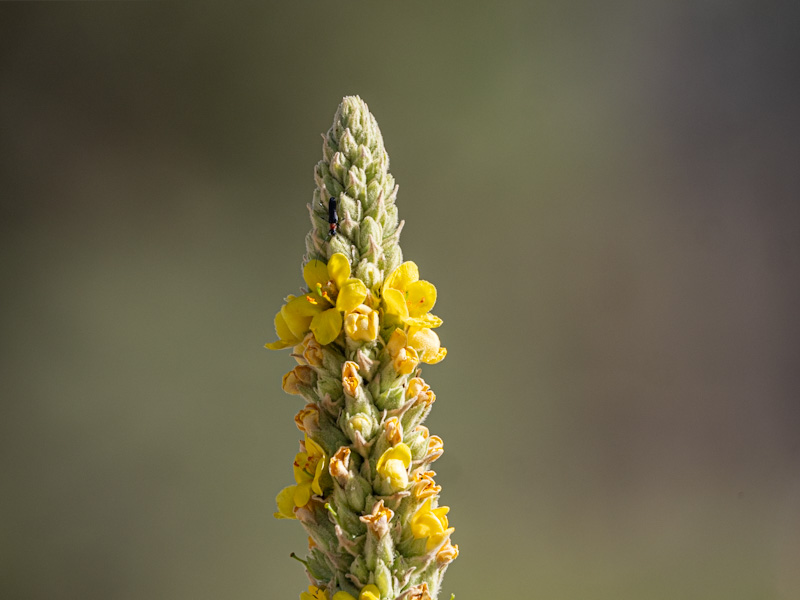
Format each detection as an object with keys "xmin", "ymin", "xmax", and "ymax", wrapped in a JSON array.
[{"xmin": 2, "ymin": 3, "xmax": 799, "ymax": 599}]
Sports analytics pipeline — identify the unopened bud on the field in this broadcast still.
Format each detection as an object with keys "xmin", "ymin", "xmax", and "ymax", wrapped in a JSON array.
[
  {"xmin": 282, "ymin": 365, "xmax": 315, "ymax": 395},
  {"xmin": 342, "ymin": 361, "xmax": 360, "ymax": 396},
  {"xmin": 436, "ymin": 540, "xmax": 459, "ymax": 565},
  {"xmin": 294, "ymin": 404, "xmax": 320, "ymax": 433}
]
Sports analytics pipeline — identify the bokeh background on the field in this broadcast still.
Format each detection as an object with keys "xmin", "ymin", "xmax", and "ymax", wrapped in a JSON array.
[{"xmin": 2, "ymin": 3, "xmax": 799, "ymax": 599}]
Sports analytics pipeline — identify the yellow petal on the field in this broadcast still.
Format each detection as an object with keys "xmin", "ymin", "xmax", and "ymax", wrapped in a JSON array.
[
  {"xmin": 286, "ymin": 293, "xmax": 326, "ymax": 317},
  {"xmin": 274, "ymin": 485, "xmax": 297, "ymax": 519},
  {"xmin": 304, "ymin": 259, "xmax": 330, "ymax": 290},
  {"xmin": 433, "ymin": 506, "xmax": 450, "ymax": 528},
  {"xmin": 312, "ymin": 454, "xmax": 327, "ymax": 496},
  {"xmin": 359, "ymin": 585, "xmax": 381, "ymax": 600},
  {"xmin": 304, "ymin": 435, "xmax": 325, "ymax": 458},
  {"xmin": 376, "ymin": 443, "xmax": 412, "ymax": 472},
  {"xmin": 423, "ymin": 347, "xmax": 447, "ymax": 364},
  {"xmin": 327, "ymin": 253, "xmax": 351, "ymax": 289},
  {"xmin": 293, "ymin": 481, "xmax": 312, "ymax": 507},
  {"xmin": 332, "ymin": 593, "xmax": 357, "ymax": 600},
  {"xmin": 272, "ymin": 310, "xmax": 296, "ymax": 342},
  {"xmin": 281, "ymin": 309, "xmax": 311, "ymax": 341},
  {"xmin": 282, "ymin": 295, "xmax": 321, "ymax": 339},
  {"xmin": 405, "ymin": 312, "xmax": 443, "ymax": 329},
  {"xmin": 407, "ymin": 327, "xmax": 440, "ymax": 361},
  {"xmin": 382, "ymin": 288, "xmax": 409, "ymax": 320},
  {"xmin": 412, "ymin": 512, "xmax": 444, "ymax": 539},
  {"xmin": 293, "ymin": 452, "xmax": 312, "ymax": 484},
  {"xmin": 392, "ymin": 346, "xmax": 419, "ymax": 375},
  {"xmin": 386, "ymin": 328, "xmax": 407, "ymax": 356},
  {"xmin": 336, "ymin": 279, "xmax": 367, "ymax": 312},
  {"xmin": 301, "ymin": 586, "xmax": 330, "ymax": 600},
  {"xmin": 310, "ymin": 308, "xmax": 343, "ymax": 345},
  {"xmin": 384, "ymin": 261, "xmax": 419, "ymax": 293},
  {"xmin": 344, "ymin": 306, "xmax": 378, "ymax": 342},
  {"xmin": 265, "ymin": 339, "xmax": 294, "ymax": 350},
  {"xmin": 406, "ymin": 280, "xmax": 436, "ymax": 317}
]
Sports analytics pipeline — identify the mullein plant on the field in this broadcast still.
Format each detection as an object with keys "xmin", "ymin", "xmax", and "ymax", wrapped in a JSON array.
[{"xmin": 266, "ymin": 96, "xmax": 457, "ymax": 600}]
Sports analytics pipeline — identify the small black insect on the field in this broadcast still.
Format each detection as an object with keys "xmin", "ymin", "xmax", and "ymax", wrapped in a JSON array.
[{"xmin": 327, "ymin": 197, "xmax": 338, "ymax": 238}]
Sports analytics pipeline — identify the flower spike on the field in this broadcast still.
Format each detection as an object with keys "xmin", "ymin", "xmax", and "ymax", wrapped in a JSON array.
[{"xmin": 266, "ymin": 96, "xmax": 456, "ymax": 599}]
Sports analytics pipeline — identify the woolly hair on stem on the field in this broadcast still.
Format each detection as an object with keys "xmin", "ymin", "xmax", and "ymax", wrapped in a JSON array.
[{"xmin": 267, "ymin": 96, "xmax": 457, "ymax": 600}]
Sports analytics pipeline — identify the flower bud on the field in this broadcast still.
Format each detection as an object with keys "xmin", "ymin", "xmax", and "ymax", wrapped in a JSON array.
[
  {"xmin": 294, "ymin": 404, "xmax": 320, "ymax": 433},
  {"xmin": 354, "ymin": 144, "xmax": 373, "ymax": 170},
  {"xmin": 426, "ymin": 435, "xmax": 444, "ymax": 463},
  {"xmin": 383, "ymin": 417, "xmax": 403, "ymax": 446},
  {"xmin": 344, "ymin": 305, "xmax": 379, "ymax": 342},
  {"xmin": 330, "ymin": 151, "xmax": 349, "ymax": 183},
  {"xmin": 282, "ymin": 365, "xmax": 315, "ymax": 395},
  {"xmin": 359, "ymin": 499, "xmax": 393, "ymax": 539},
  {"xmin": 405, "ymin": 583, "xmax": 432, "ymax": 600},
  {"xmin": 375, "ymin": 443, "xmax": 412, "ymax": 493},
  {"xmin": 406, "ymin": 425, "xmax": 430, "ymax": 458},
  {"xmin": 374, "ymin": 561, "xmax": 393, "ymax": 598},
  {"xmin": 406, "ymin": 377, "xmax": 436, "ymax": 407},
  {"xmin": 386, "ymin": 328, "xmax": 407, "ymax": 356},
  {"xmin": 392, "ymin": 346, "xmax": 419, "ymax": 376},
  {"xmin": 411, "ymin": 470, "xmax": 441, "ymax": 501},
  {"xmin": 329, "ymin": 446, "xmax": 351, "ymax": 485},
  {"xmin": 354, "ymin": 259, "xmax": 382, "ymax": 291},
  {"xmin": 407, "ymin": 327, "xmax": 447, "ymax": 364},
  {"xmin": 340, "ymin": 128, "xmax": 357, "ymax": 158},
  {"xmin": 302, "ymin": 334, "xmax": 324, "ymax": 367},
  {"xmin": 436, "ymin": 540, "xmax": 459, "ymax": 565},
  {"xmin": 342, "ymin": 361, "xmax": 361, "ymax": 397},
  {"xmin": 348, "ymin": 414, "xmax": 373, "ymax": 439}
]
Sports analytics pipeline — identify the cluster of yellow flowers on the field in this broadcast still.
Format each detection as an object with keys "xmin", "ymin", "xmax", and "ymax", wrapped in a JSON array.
[
  {"xmin": 267, "ymin": 255, "xmax": 456, "ymax": 599},
  {"xmin": 268, "ymin": 254, "xmax": 445, "ymax": 364},
  {"xmin": 266, "ymin": 96, "xmax": 456, "ymax": 600}
]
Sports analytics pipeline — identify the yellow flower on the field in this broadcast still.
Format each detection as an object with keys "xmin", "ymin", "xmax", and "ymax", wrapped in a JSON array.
[
  {"xmin": 406, "ymin": 327, "xmax": 447, "ymax": 364},
  {"xmin": 386, "ymin": 329, "xmax": 419, "ymax": 375},
  {"xmin": 300, "ymin": 586, "xmax": 329, "ymax": 600},
  {"xmin": 410, "ymin": 498, "xmax": 454, "ymax": 552},
  {"xmin": 265, "ymin": 293, "xmax": 322, "ymax": 350},
  {"xmin": 332, "ymin": 585, "xmax": 380, "ymax": 600},
  {"xmin": 387, "ymin": 328, "xmax": 444, "ymax": 369},
  {"xmin": 376, "ymin": 443, "xmax": 412, "ymax": 490},
  {"xmin": 274, "ymin": 435, "xmax": 328, "ymax": 519},
  {"xmin": 381, "ymin": 261, "xmax": 442, "ymax": 328},
  {"xmin": 267, "ymin": 253, "xmax": 367, "ymax": 348},
  {"xmin": 292, "ymin": 435, "xmax": 328, "ymax": 505},
  {"xmin": 359, "ymin": 585, "xmax": 381, "ymax": 600},
  {"xmin": 344, "ymin": 304, "xmax": 379, "ymax": 341}
]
